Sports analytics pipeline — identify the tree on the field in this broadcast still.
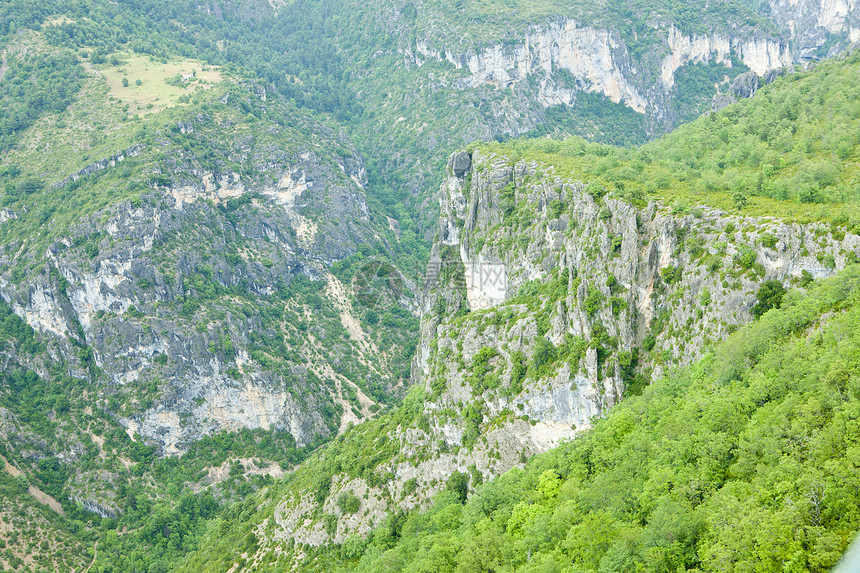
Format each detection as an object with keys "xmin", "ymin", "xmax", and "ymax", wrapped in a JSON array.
[
  {"xmin": 751, "ymin": 279, "xmax": 786, "ymax": 318},
  {"xmin": 733, "ymin": 188, "xmax": 748, "ymax": 210},
  {"xmin": 446, "ymin": 471, "xmax": 468, "ymax": 504}
]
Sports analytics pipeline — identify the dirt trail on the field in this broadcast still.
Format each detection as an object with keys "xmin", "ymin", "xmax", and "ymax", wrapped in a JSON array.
[
  {"xmin": 81, "ymin": 539, "xmax": 98, "ymax": 573},
  {"xmin": 0, "ymin": 50, "xmax": 7, "ymax": 81}
]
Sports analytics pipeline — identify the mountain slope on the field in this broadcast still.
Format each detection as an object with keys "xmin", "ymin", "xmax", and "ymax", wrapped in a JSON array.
[
  {"xmin": 179, "ymin": 265, "xmax": 860, "ymax": 572},
  {"xmin": 5, "ymin": 0, "xmax": 857, "ymax": 227},
  {"xmin": 0, "ymin": 29, "xmax": 419, "ymax": 573},
  {"xmin": 482, "ymin": 46, "xmax": 860, "ymax": 224},
  {"xmin": 0, "ymin": 1, "xmax": 859, "ymax": 571},
  {"xmin": 175, "ymin": 47, "xmax": 860, "ymax": 571},
  {"xmin": 293, "ymin": 263, "xmax": 860, "ymax": 572}
]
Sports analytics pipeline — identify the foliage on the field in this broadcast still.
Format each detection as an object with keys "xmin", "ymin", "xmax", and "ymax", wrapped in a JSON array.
[
  {"xmin": 261, "ymin": 265, "xmax": 860, "ymax": 573},
  {"xmin": 445, "ymin": 471, "xmax": 469, "ymax": 505},
  {"xmin": 751, "ymin": 279, "xmax": 787, "ymax": 318},
  {"xmin": 337, "ymin": 492, "xmax": 362, "ymax": 515},
  {"xmin": 0, "ymin": 47, "xmax": 85, "ymax": 151},
  {"xmin": 486, "ymin": 50, "xmax": 860, "ymax": 226}
]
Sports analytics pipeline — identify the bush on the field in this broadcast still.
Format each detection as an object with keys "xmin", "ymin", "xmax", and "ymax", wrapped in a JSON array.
[
  {"xmin": 584, "ymin": 284, "xmax": 604, "ymax": 317},
  {"xmin": 660, "ymin": 266, "xmax": 683, "ymax": 285},
  {"xmin": 531, "ymin": 338, "xmax": 556, "ymax": 376},
  {"xmin": 337, "ymin": 492, "xmax": 361, "ymax": 515},
  {"xmin": 445, "ymin": 471, "xmax": 468, "ymax": 504},
  {"xmin": 734, "ymin": 247, "xmax": 757, "ymax": 270},
  {"xmin": 364, "ymin": 309, "xmax": 379, "ymax": 325},
  {"xmin": 760, "ymin": 233, "xmax": 778, "ymax": 249}
]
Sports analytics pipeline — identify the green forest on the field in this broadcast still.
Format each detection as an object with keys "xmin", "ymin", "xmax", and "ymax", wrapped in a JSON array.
[
  {"xmin": 0, "ymin": 0, "xmax": 858, "ymax": 571},
  {"xmin": 486, "ymin": 49, "xmax": 860, "ymax": 226}
]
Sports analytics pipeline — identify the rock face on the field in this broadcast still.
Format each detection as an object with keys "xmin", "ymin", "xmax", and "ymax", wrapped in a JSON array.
[
  {"xmin": 6, "ymin": 167, "xmax": 359, "ymax": 454},
  {"xmin": 0, "ymin": 89, "xmax": 415, "ymax": 458},
  {"xmin": 255, "ymin": 150, "xmax": 859, "ymax": 550},
  {"xmin": 399, "ymin": 0, "xmax": 859, "ymax": 140},
  {"xmin": 407, "ymin": 17, "xmax": 792, "ymax": 132},
  {"xmin": 765, "ymin": 0, "xmax": 860, "ymax": 61},
  {"xmin": 417, "ymin": 149, "xmax": 859, "ymax": 426}
]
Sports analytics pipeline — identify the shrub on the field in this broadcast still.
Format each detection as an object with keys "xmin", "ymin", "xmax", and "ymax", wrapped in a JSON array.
[
  {"xmin": 337, "ymin": 492, "xmax": 361, "ymax": 515},
  {"xmin": 660, "ymin": 266, "xmax": 683, "ymax": 285},
  {"xmin": 584, "ymin": 284, "xmax": 604, "ymax": 317}
]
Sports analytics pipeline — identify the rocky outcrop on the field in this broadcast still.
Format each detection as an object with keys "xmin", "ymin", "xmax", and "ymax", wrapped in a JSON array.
[
  {"xmin": 0, "ymin": 102, "xmax": 405, "ymax": 457},
  {"xmin": 712, "ymin": 67, "xmax": 793, "ymax": 111},
  {"xmin": 764, "ymin": 0, "xmax": 860, "ymax": 61},
  {"xmin": 421, "ymin": 150, "xmax": 859, "ymax": 391},
  {"xmin": 261, "ymin": 149, "xmax": 859, "ymax": 550},
  {"xmin": 50, "ymin": 145, "xmax": 145, "ymax": 191},
  {"xmin": 406, "ymin": 18, "xmax": 792, "ymax": 131},
  {"xmin": 415, "ymin": 20, "xmax": 649, "ymax": 113}
]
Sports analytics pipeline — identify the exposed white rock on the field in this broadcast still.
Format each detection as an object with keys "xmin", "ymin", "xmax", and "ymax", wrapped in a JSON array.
[
  {"xmin": 0, "ymin": 208, "xmax": 17, "ymax": 224},
  {"xmin": 11, "ymin": 285, "xmax": 69, "ymax": 338},
  {"xmin": 737, "ymin": 37, "xmax": 792, "ymax": 75},
  {"xmin": 268, "ymin": 168, "xmax": 311, "ymax": 207},
  {"xmin": 661, "ymin": 26, "xmax": 733, "ymax": 88},
  {"xmin": 819, "ymin": 0, "xmax": 857, "ymax": 33},
  {"xmin": 458, "ymin": 19, "xmax": 648, "ymax": 113},
  {"xmin": 68, "ymin": 264, "xmax": 134, "ymax": 328},
  {"xmin": 412, "ymin": 18, "xmax": 794, "ymax": 119},
  {"xmin": 764, "ymin": 0, "xmax": 860, "ymax": 59}
]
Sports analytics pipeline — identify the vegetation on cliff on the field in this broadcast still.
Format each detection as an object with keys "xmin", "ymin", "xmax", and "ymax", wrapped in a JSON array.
[
  {"xmin": 0, "ymin": 1, "xmax": 858, "ymax": 571},
  {"xmin": 187, "ymin": 265, "xmax": 860, "ymax": 572}
]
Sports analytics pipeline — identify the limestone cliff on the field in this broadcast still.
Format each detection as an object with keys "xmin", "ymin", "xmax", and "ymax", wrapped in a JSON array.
[
  {"xmin": 400, "ymin": 0, "xmax": 859, "ymax": 139},
  {"xmin": 0, "ymin": 83, "xmax": 416, "ymax": 466},
  {"xmin": 406, "ymin": 17, "xmax": 792, "ymax": 133},
  {"xmin": 242, "ymin": 149, "xmax": 859, "ymax": 554},
  {"xmin": 764, "ymin": 0, "xmax": 860, "ymax": 61},
  {"xmin": 418, "ymin": 148, "xmax": 857, "ymax": 431}
]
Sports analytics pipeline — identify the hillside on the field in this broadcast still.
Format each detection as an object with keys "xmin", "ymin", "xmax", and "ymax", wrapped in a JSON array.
[
  {"xmin": 257, "ymin": 263, "xmax": 860, "ymax": 572},
  {"xmin": 0, "ymin": 29, "xmax": 419, "ymax": 573},
  {"xmin": 482, "ymin": 47, "xmax": 860, "ymax": 225},
  {"xmin": 4, "ymin": 0, "xmax": 858, "ymax": 223},
  {"xmin": 0, "ymin": 1, "xmax": 859, "ymax": 571},
  {"xmin": 174, "ymin": 50, "xmax": 860, "ymax": 571}
]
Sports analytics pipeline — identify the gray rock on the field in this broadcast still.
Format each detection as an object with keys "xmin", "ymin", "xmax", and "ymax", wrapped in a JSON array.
[
  {"xmin": 732, "ymin": 71, "xmax": 761, "ymax": 99},
  {"xmin": 449, "ymin": 152, "xmax": 472, "ymax": 178}
]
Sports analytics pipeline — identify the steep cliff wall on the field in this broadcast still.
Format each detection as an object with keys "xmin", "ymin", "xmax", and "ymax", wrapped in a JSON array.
[
  {"xmin": 242, "ymin": 148, "xmax": 859, "ymax": 553},
  {"xmin": 406, "ymin": 18, "xmax": 792, "ymax": 131},
  {"xmin": 765, "ymin": 0, "xmax": 860, "ymax": 61},
  {"xmin": 418, "ymin": 148, "xmax": 857, "ymax": 425}
]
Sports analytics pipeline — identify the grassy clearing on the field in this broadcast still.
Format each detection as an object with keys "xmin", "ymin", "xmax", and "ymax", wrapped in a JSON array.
[
  {"xmin": 2, "ymin": 52, "xmax": 223, "ymax": 185},
  {"xmin": 96, "ymin": 52, "xmax": 222, "ymax": 116},
  {"xmin": 40, "ymin": 15, "xmax": 75, "ymax": 29}
]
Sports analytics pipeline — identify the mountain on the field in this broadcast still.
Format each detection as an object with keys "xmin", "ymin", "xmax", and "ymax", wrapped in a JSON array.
[
  {"xmin": 0, "ymin": 29, "xmax": 419, "ymax": 571},
  {"xmin": 201, "ymin": 263, "xmax": 860, "ymax": 572},
  {"xmin": 176, "ymin": 48, "xmax": 860, "ymax": 571},
  {"xmin": 0, "ymin": 0, "xmax": 859, "ymax": 571}
]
